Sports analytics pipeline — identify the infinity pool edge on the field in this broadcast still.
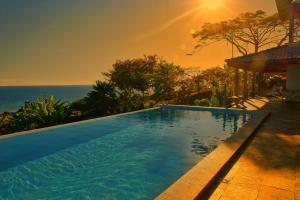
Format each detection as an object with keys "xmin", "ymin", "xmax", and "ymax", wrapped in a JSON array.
[
  {"xmin": 0, "ymin": 107, "xmax": 160, "ymax": 140},
  {"xmin": 0, "ymin": 105, "xmax": 253, "ymax": 140},
  {"xmin": 155, "ymin": 109, "xmax": 270, "ymax": 200}
]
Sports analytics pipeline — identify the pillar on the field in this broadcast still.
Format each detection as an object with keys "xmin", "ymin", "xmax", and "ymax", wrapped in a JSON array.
[
  {"xmin": 243, "ymin": 70, "xmax": 248, "ymax": 99},
  {"xmin": 234, "ymin": 68, "xmax": 240, "ymax": 96},
  {"xmin": 251, "ymin": 72, "xmax": 256, "ymax": 97},
  {"xmin": 258, "ymin": 72, "xmax": 263, "ymax": 95},
  {"xmin": 287, "ymin": 66, "xmax": 300, "ymax": 91},
  {"xmin": 289, "ymin": 15, "xmax": 295, "ymax": 43}
]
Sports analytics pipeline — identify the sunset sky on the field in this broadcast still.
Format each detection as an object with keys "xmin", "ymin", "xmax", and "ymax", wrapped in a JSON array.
[{"xmin": 0, "ymin": 0, "xmax": 277, "ymax": 86}]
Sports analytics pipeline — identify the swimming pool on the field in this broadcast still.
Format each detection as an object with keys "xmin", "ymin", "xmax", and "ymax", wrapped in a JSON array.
[{"xmin": 0, "ymin": 106, "xmax": 252, "ymax": 200}]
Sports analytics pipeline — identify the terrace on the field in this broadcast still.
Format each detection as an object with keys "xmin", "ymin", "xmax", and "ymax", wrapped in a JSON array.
[
  {"xmin": 156, "ymin": 1, "xmax": 300, "ymax": 199},
  {"xmin": 206, "ymin": 99, "xmax": 300, "ymax": 200},
  {"xmin": 156, "ymin": 98, "xmax": 300, "ymax": 200}
]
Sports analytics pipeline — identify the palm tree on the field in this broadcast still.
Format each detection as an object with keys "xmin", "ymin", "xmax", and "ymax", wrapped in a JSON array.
[{"xmin": 86, "ymin": 81, "xmax": 118, "ymax": 116}]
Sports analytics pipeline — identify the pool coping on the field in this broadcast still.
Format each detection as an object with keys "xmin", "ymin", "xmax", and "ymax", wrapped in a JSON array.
[
  {"xmin": 0, "ymin": 107, "xmax": 160, "ymax": 140},
  {"xmin": 155, "ymin": 109, "xmax": 270, "ymax": 200},
  {"xmin": 161, "ymin": 105, "xmax": 254, "ymax": 112}
]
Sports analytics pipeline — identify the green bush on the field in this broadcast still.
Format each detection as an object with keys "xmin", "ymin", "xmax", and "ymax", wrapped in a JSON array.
[
  {"xmin": 70, "ymin": 98, "xmax": 88, "ymax": 115},
  {"xmin": 194, "ymin": 99, "xmax": 210, "ymax": 107},
  {"xmin": 2, "ymin": 96, "xmax": 71, "ymax": 133},
  {"xmin": 209, "ymin": 96, "xmax": 220, "ymax": 107}
]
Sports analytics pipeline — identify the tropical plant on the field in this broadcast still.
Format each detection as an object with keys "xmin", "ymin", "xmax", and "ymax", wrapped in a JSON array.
[
  {"xmin": 194, "ymin": 99, "xmax": 210, "ymax": 107},
  {"xmin": 70, "ymin": 98, "xmax": 89, "ymax": 114},
  {"xmin": 212, "ymin": 85, "xmax": 228, "ymax": 106},
  {"xmin": 2, "ymin": 96, "xmax": 71, "ymax": 133},
  {"xmin": 85, "ymin": 81, "xmax": 118, "ymax": 116}
]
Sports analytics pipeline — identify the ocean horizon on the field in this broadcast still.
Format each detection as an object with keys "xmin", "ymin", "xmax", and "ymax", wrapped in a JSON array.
[{"xmin": 0, "ymin": 85, "xmax": 92, "ymax": 113}]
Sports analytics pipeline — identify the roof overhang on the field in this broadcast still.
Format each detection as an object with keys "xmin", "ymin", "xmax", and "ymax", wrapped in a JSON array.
[
  {"xmin": 226, "ymin": 42, "xmax": 300, "ymax": 73},
  {"xmin": 276, "ymin": 0, "xmax": 300, "ymax": 20}
]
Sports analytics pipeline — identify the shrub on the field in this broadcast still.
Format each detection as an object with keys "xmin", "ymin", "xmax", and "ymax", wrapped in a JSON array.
[
  {"xmin": 1, "ymin": 96, "xmax": 71, "ymax": 133},
  {"xmin": 194, "ymin": 99, "xmax": 211, "ymax": 107}
]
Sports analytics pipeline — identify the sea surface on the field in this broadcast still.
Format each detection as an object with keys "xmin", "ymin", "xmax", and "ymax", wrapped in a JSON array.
[{"xmin": 0, "ymin": 85, "xmax": 92, "ymax": 113}]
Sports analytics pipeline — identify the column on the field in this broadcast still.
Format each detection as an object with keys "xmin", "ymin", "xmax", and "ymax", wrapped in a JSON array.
[
  {"xmin": 251, "ymin": 72, "xmax": 256, "ymax": 97},
  {"xmin": 243, "ymin": 70, "xmax": 248, "ymax": 99},
  {"xmin": 234, "ymin": 68, "xmax": 240, "ymax": 96},
  {"xmin": 258, "ymin": 72, "xmax": 263, "ymax": 95}
]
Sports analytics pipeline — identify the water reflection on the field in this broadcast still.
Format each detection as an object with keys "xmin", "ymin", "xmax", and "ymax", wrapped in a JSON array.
[
  {"xmin": 126, "ymin": 108, "xmax": 252, "ymax": 157},
  {"xmin": 190, "ymin": 111, "xmax": 252, "ymax": 156}
]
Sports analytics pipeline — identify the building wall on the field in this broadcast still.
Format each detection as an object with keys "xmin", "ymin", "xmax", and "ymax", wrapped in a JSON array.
[{"xmin": 287, "ymin": 65, "xmax": 300, "ymax": 91}]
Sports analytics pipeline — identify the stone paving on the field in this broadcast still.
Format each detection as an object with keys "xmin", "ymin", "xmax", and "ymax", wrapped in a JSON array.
[{"xmin": 207, "ymin": 99, "xmax": 300, "ymax": 200}]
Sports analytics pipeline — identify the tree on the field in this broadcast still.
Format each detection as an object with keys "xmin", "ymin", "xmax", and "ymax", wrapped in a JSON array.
[
  {"xmin": 192, "ymin": 73, "xmax": 205, "ymax": 94},
  {"xmin": 193, "ymin": 10, "xmax": 299, "ymax": 55},
  {"xmin": 103, "ymin": 55, "xmax": 157, "ymax": 99},
  {"xmin": 152, "ymin": 61, "xmax": 184, "ymax": 102},
  {"xmin": 85, "ymin": 81, "xmax": 118, "ymax": 116},
  {"xmin": 201, "ymin": 66, "xmax": 232, "ymax": 89},
  {"xmin": 183, "ymin": 68, "xmax": 205, "ymax": 94},
  {"xmin": 176, "ymin": 78, "xmax": 195, "ymax": 104}
]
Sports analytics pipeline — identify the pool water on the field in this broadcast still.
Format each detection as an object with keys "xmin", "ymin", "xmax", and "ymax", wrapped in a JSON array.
[{"xmin": 0, "ymin": 107, "xmax": 252, "ymax": 200}]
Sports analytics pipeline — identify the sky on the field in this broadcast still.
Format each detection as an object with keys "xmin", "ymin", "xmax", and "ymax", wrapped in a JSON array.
[{"xmin": 0, "ymin": 0, "xmax": 277, "ymax": 86}]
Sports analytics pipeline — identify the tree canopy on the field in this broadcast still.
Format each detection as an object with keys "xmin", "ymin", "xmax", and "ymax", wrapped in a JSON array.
[
  {"xmin": 103, "ymin": 55, "xmax": 157, "ymax": 98},
  {"xmin": 193, "ymin": 10, "xmax": 300, "ymax": 55}
]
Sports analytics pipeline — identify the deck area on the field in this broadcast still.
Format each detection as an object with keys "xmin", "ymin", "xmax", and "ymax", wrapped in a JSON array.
[{"xmin": 207, "ymin": 98, "xmax": 300, "ymax": 200}]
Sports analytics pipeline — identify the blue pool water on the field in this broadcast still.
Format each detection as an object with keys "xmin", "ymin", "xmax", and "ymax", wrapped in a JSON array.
[{"xmin": 0, "ymin": 107, "xmax": 252, "ymax": 200}]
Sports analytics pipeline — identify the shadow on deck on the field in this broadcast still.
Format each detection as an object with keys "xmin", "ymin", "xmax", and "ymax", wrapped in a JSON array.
[{"xmin": 205, "ymin": 99, "xmax": 300, "ymax": 200}]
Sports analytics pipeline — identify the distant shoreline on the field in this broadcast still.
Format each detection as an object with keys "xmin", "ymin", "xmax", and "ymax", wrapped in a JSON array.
[
  {"xmin": 0, "ymin": 84, "xmax": 92, "ymax": 87},
  {"xmin": 0, "ymin": 85, "xmax": 93, "ymax": 113}
]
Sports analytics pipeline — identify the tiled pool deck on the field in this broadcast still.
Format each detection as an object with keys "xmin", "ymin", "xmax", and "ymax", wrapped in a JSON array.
[{"xmin": 207, "ymin": 98, "xmax": 300, "ymax": 200}]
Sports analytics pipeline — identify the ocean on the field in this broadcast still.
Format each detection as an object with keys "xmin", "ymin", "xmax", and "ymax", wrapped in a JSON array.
[{"xmin": 0, "ymin": 85, "xmax": 92, "ymax": 113}]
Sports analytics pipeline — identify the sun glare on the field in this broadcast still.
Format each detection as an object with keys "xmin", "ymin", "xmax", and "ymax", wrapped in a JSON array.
[{"xmin": 202, "ymin": 0, "xmax": 223, "ymax": 10}]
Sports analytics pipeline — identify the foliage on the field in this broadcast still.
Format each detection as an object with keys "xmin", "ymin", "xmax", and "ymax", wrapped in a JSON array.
[
  {"xmin": 2, "ymin": 96, "xmax": 71, "ymax": 133},
  {"xmin": 117, "ymin": 93, "xmax": 145, "ymax": 113},
  {"xmin": 266, "ymin": 74, "xmax": 285, "ymax": 89},
  {"xmin": 104, "ymin": 55, "xmax": 184, "ymax": 104},
  {"xmin": 193, "ymin": 10, "xmax": 300, "ymax": 54},
  {"xmin": 70, "ymin": 98, "xmax": 88, "ymax": 114},
  {"xmin": 1, "ymin": 56, "xmax": 239, "ymax": 135},
  {"xmin": 102, "ymin": 55, "xmax": 159, "ymax": 111},
  {"xmin": 85, "ymin": 81, "xmax": 118, "ymax": 116},
  {"xmin": 192, "ymin": 73, "xmax": 205, "ymax": 94},
  {"xmin": 193, "ymin": 85, "xmax": 229, "ymax": 107},
  {"xmin": 194, "ymin": 99, "xmax": 210, "ymax": 107},
  {"xmin": 103, "ymin": 55, "xmax": 157, "ymax": 98},
  {"xmin": 202, "ymin": 67, "xmax": 228, "ymax": 87},
  {"xmin": 176, "ymin": 78, "xmax": 195, "ymax": 104},
  {"xmin": 212, "ymin": 85, "xmax": 228, "ymax": 106},
  {"xmin": 152, "ymin": 61, "xmax": 184, "ymax": 102}
]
